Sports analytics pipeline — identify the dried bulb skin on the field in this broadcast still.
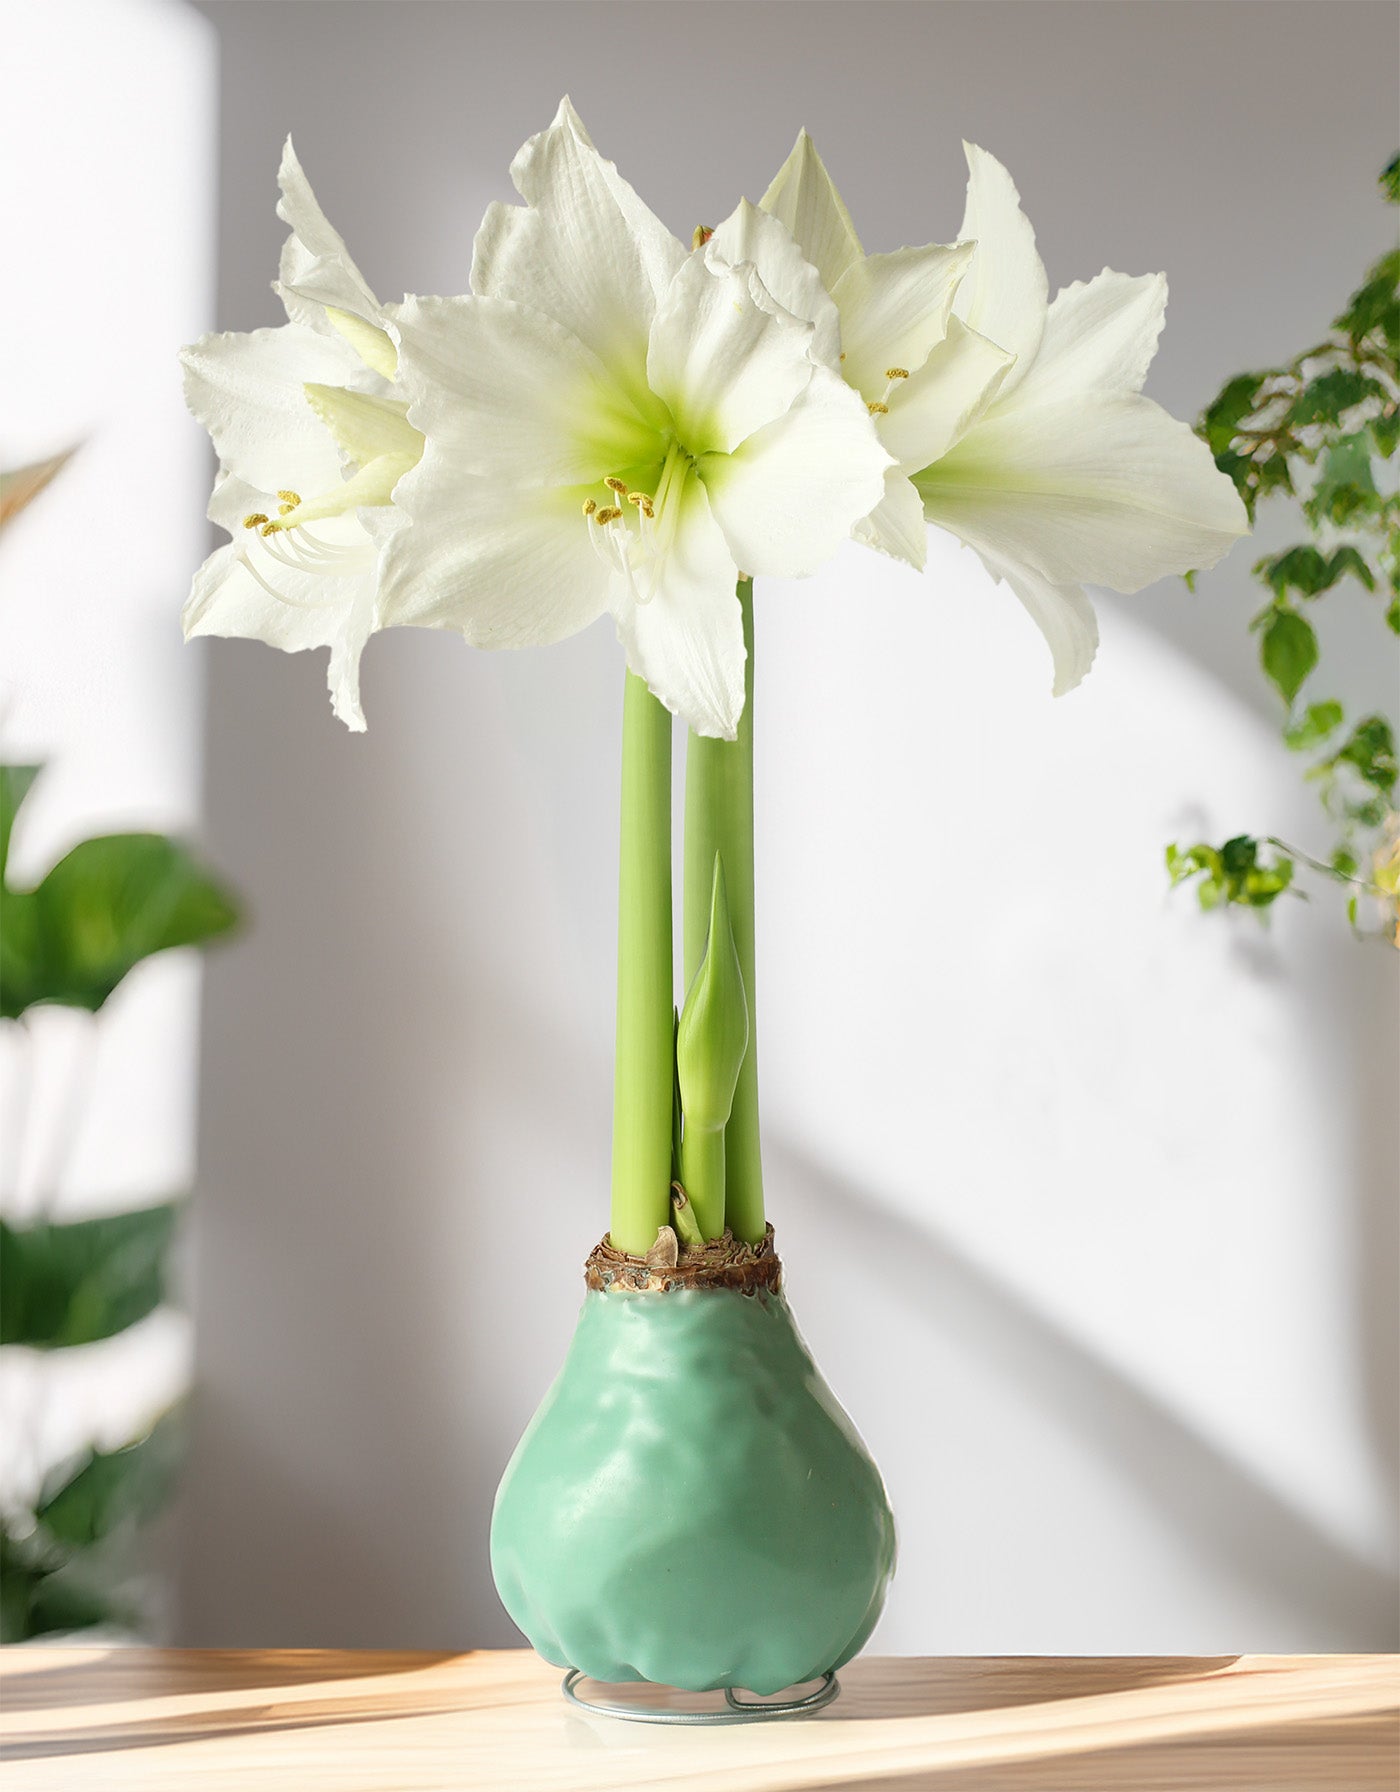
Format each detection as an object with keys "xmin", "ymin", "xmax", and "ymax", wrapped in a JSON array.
[{"xmin": 490, "ymin": 1264, "xmax": 896, "ymax": 1696}]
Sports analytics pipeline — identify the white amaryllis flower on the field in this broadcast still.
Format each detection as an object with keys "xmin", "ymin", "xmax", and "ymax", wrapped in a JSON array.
[
  {"xmin": 377, "ymin": 99, "xmax": 890, "ymax": 739},
  {"xmin": 751, "ymin": 135, "xmax": 1249, "ymax": 694},
  {"xmin": 739, "ymin": 132, "xmax": 1001, "ymax": 570},
  {"xmin": 180, "ymin": 141, "xmax": 422, "ymax": 729}
]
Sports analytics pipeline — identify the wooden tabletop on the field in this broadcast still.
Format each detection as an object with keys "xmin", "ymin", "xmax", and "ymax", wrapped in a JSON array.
[{"xmin": 1, "ymin": 1648, "xmax": 1395, "ymax": 1789}]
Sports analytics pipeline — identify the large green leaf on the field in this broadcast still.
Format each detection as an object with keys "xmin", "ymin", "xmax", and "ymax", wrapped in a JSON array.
[
  {"xmin": 0, "ymin": 1201, "xmax": 180, "ymax": 1348},
  {"xmin": 2, "ymin": 832, "xmax": 240, "ymax": 1018},
  {"xmin": 0, "ymin": 764, "xmax": 40, "ymax": 878},
  {"xmin": 36, "ymin": 1410, "xmax": 184, "ymax": 1549},
  {"xmin": 0, "ymin": 1524, "xmax": 127, "ymax": 1641}
]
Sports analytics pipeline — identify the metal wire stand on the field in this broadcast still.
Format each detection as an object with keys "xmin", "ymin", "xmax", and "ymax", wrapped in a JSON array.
[{"xmin": 561, "ymin": 1668, "xmax": 840, "ymax": 1725}]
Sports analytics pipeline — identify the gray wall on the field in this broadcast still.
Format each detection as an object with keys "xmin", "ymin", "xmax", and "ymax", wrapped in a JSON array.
[{"xmin": 180, "ymin": 0, "xmax": 1398, "ymax": 1651}]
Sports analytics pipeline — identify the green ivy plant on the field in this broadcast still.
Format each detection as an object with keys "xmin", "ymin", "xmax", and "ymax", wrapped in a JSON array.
[
  {"xmin": 1168, "ymin": 157, "xmax": 1399, "ymax": 940},
  {"xmin": 0, "ymin": 763, "xmax": 239, "ymax": 1641}
]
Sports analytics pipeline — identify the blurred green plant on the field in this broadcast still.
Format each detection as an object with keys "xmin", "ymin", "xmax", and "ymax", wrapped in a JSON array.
[
  {"xmin": 1169, "ymin": 157, "xmax": 1399, "ymax": 939},
  {"xmin": 0, "ymin": 463, "xmax": 241, "ymax": 1641}
]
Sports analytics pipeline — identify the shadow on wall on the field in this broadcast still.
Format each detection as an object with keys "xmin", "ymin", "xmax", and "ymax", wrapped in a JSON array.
[{"xmin": 774, "ymin": 1139, "xmax": 1400, "ymax": 1649}]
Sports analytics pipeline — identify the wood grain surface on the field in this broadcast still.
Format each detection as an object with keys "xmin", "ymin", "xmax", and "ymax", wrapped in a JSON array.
[{"xmin": 1, "ymin": 1648, "xmax": 1395, "ymax": 1790}]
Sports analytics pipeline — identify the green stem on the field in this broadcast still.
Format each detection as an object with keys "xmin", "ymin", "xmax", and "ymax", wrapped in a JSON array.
[
  {"xmin": 610, "ymin": 671, "xmax": 674, "ymax": 1255},
  {"xmin": 683, "ymin": 579, "xmax": 764, "ymax": 1242},
  {"xmin": 678, "ymin": 1126, "xmax": 726, "ymax": 1241}
]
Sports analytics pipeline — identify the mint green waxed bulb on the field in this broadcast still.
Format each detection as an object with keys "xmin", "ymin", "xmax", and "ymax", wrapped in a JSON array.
[{"xmin": 490, "ymin": 1258, "xmax": 896, "ymax": 1696}]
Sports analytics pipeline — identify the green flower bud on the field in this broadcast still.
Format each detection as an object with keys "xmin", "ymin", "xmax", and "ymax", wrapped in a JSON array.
[{"xmin": 677, "ymin": 853, "xmax": 749, "ymax": 1136}]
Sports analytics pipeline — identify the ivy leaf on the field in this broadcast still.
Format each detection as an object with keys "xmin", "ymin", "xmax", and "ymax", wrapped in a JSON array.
[
  {"xmin": 1326, "ymin": 545, "xmax": 1377, "ymax": 592},
  {"xmin": 3, "ymin": 834, "xmax": 240, "ymax": 1019},
  {"xmin": 1383, "ymin": 156, "xmax": 1400, "ymax": 205},
  {"xmin": 0, "ymin": 1202, "xmax": 180, "ymax": 1349},
  {"xmin": 1306, "ymin": 435, "xmax": 1379, "ymax": 529},
  {"xmin": 1289, "ymin": 368, "xmax": 1386, "ymax": 428},
  {"xmin": 1332, "ymin": 715, "xmax": 1398, "ymax": 794},
  {"xmin": 1201, "ymin": 372, "xmax": 1268, "ymax": 456},
  {"xmin": 1336, "ymin": 249, "xmax": 1400, "ymax": 348},
  {"xmin": 36, "ymin": 1411, "xmax": 183, "ymax": 1549},
  {"xmin": 1284, "ymin": 700, "xmax": 1345, "ymax": 751},
  {"xmin": 1257, "ymin": 545, "xmax": 1331, "ymax": 598},
  {"xmin": 1387, "ymin": 596, "xmax": 1400, "ymax": 634},
  {"xmin": 1260, "ymin": 608, "xmax": 1318, "ymax": 705}
]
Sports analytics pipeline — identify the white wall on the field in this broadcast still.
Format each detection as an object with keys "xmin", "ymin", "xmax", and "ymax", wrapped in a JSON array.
[
  {"xmin": 0, "ymin": 0, "xmax": 217, "ymax": 1589},
  {"xmin": 176, "ymin": 0, "xmax": 1397, "ymax": 1650}
]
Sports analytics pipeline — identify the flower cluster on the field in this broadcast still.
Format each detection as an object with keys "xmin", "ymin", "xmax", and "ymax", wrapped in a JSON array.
[{"xmin": 183, "ymin": 100, "xmax": 1247, "ymax": 736}]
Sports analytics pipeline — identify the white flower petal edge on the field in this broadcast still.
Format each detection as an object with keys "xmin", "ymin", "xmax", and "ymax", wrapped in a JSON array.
[
  {"xmin": 386, "ymin": 101, "xmax": 889, "ymax": 739},
  {"xmin": 913, "ymin": 149, "xmax": 1248, "ymax": 693},
  {"xmin": 918, "ymin": 391, "xmax": 1249, "ymax": 593},
  {"xmin": 950, "ymin": 143, "xmax": 1048, "ymax": 401},
  {"xmin": 181, "ymin": 145, "xmax": 421, "ymax": 730},
  {"xmin": 275, "ymin": 137, "xmax": 395, "ymax": 377},
  {"xmin": 471, "ymin": 96, "xmax": 684, "ymax": 416},
  {"xmin": 759, "ymin": 130, "xmax": 865, "ymax": 297},
  {"xmin": 1011, "ymin": 269, "xmax": 1167, "ymax": 409},
  {"xmin": 973, "ymin": 545, "xmax": 1100, "ymax": 698}
]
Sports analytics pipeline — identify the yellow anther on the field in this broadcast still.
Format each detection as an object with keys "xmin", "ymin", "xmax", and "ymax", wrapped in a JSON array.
[
  {"xmin": 582, "ymin": 498, "xmax": 598, "ymax": 516},
  {"xmin": 595, "ymin": 506, "xmax": 622, "ymax": 525},
  {"xmin": 868, "ymin": 401, "xmax": 889, "ymax": 414},
  {"xmin": 692, "ymin": 224, "xmax": 713, "ymax": 249},
  {"xmin": 242, "ymin": 513, "xmax": 269, "ymax": 529},
  {"xmin": 278, "ymin": 502, "xmax": 296, "ymax": 516},
  {"xmin": 604, "ymin": 476, "xmax": 629, "ymax": 495},
  {"xmin": 885, "ymin": 367, "xmax": 910, "ymax": 381},
  {"xmin": 627, "ymin": 490, "xmax": 656, "ymax": 519},
  {"xmin": 260, "ymin": 522, "xmax": 279, "ymax": 537},
  {"xmin": 277, "ymin": 489, "xmax": 302, "ymax": 505}
]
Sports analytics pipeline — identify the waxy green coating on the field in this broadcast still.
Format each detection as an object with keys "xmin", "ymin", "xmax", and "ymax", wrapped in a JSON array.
[{"xmin": 490, "ymin": 1283, "xmax": 896, "ymax": 1696}]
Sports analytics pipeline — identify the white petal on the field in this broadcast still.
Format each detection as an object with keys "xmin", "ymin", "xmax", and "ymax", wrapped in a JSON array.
[
  {"xmin": 394, "ymin": 294, "xmax": 659, "ymax": 485},
  {"xmin": 952, "ymin": 144, "xmax": 1048, "ymax": 398},
  {"xmin": 471, "ymin": 98, "xmax": 684, "ymax": 417},
  {"xmin": 181, "ymin": 323, "xmax": 361, "ymax": 493},
  {"xmin": 916, "ymin": 391, "xmax": 1249, "ymax": 593},
  {"xmin": 708, "ymin": 197, "xmax": 842, "ymax": 368},
  {"xmin": 183, "ymin": 498, "xmax": 380, "ymax": 731},
  {"xmin": 699, "ymin": 363, "xmax": 890, "ymax": 577},
  {"xmin": 646, "ymin": 252, "xmax": 815, "ymax": 458},
  {"xmin": 880, "ymin": 316, "xmax": 1015, "ymax": 472},
  {"xmin": 831, "ymin": 241, "xmax": 974, "ymax": 401},
  {"xmin": 376, "ymin": 459, "xmax": 610, "ymax": 644},
  {"xmin": 275, "ymin": 137, "xmax": 384, "ymax": 333},
  {"xmin": 853, "ymin": 470, "xmax": 928, "ymax": 569},
  {"xmin": 301, "ymin": 384, "xmax": 420, "ymax": 468},
  {"xmin": 967, "ymin": 541, "xmax": 1100, "ymax": 696},
  {"xmin": 609, "ymin": 467, "xmax": 745, "ymax": 739},
  {"xmin": 1005, "ymin": 269, "xmax": 1167, "ymax": 409},
  {"xmin": 759, "ymin": 131, "xmax": 864, "ymax": 296}
]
